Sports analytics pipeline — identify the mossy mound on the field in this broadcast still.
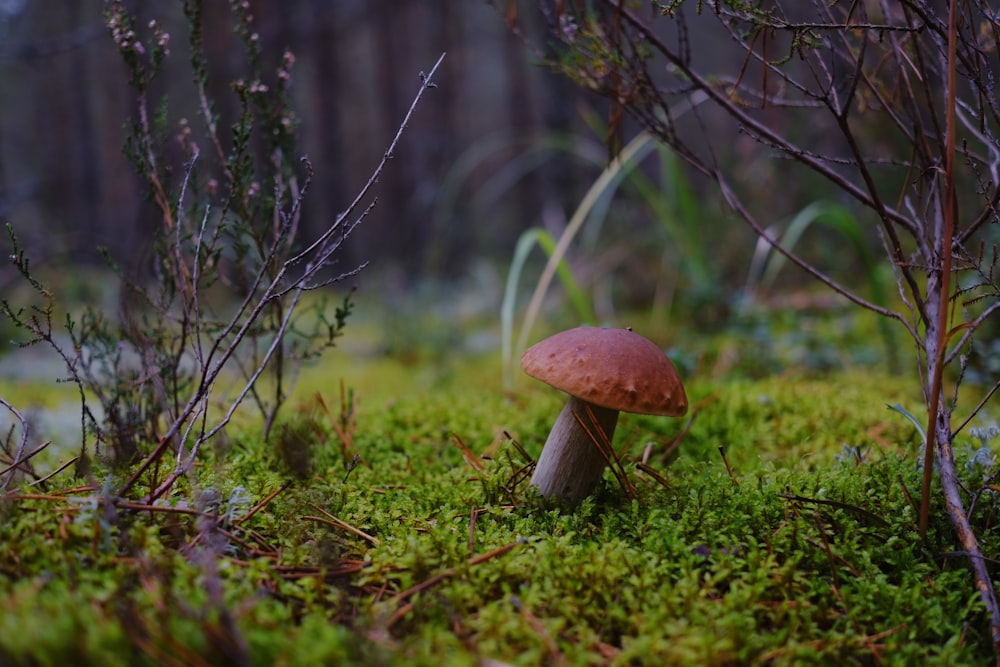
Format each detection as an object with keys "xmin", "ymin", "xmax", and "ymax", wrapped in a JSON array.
[{"xmin": 0, "ymin": 369, "xmax": 994, "ymax": 665}]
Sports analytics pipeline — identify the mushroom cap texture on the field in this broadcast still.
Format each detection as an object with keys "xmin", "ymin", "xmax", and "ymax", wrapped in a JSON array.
[{"xmin": 521, "ymin": 326, "xmax": 688, "ymax": 416}]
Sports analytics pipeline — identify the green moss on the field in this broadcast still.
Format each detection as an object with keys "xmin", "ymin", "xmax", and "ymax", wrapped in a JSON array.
[{"xmin": 0, "ymin": 365, "xmax": 995, "ymax": 665}]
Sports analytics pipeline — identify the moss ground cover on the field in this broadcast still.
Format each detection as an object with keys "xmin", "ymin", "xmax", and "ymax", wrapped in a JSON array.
[{"xmin": 2, "ymin": 340, "xmax": 996, "ymax": 665}]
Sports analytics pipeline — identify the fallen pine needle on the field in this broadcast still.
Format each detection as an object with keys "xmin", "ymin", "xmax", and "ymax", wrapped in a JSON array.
[
  {"xmin": 392, "ymin": 539, "xmax": 525, "ymax": 605},
  {"xmin": 452, "ymin": 432, "xmax": 486, "ymax": 471},
  {"xmin": 237, "ymin": 481, "xmax": 291, "ymax": 526},
  {"xmin": 28, "ymin": 455, "xmax": 79, "ymax": 487},
  {"xmin": 302, "ymin": 503, "xmax": 381, "ymax": 545},
  {"xmin": 511, "ymin": 594, "xmax": 568, "ymax": 667},
  {"xmin": 635, "ymin": 462, "xmax": 672, "ymax": 490},
  {"xmin": 718, "ymin": 445, "xmax": 739, "ymax": 485}
]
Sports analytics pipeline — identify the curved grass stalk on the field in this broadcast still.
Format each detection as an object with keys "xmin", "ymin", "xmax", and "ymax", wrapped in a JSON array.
[
  {"xmin": 614, "ymin": 143, "xmax": 711, "ymax": 286},
  {"xmin": 500, "ymin": 227, "xmax": 595, "ymax": 388},
  {"xmin": 745, "ymin": 201, "xmax": 899, "ymax": 369},
  {"xmin": 429, "ymin": 131, "xmax": 607, "ymax": 270},
  {"xmin": 501, "ymin": 94, "xmax": 711, "ymax": 385},
  {"xmin": 502, "ymin": 130, "xmax": 659, "ymax": 388}
]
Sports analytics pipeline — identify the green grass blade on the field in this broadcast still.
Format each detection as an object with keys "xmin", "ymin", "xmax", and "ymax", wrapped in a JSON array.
[
  {"xmin": 512, "ymin": 130, "xmax": 659, "ymax": 368},
  {"xmin": 618, "ymin": 144, "xmax": 711, "ymax": 287},
  {"xmin": 752, "ymin": 201, "xmax": 900, "ymax": 370},
  {"xmin": 429, "ymin": 131, "xmax": 606, "ymax": 270},
  {"xmin": 887, "ymin": 402, "xmax": 927, "ymax": 443},
  {"xmin": 500, "ymin": 228, "xmax": 594, "ymax": 388},
  {"xmin": 501, "ymin": 230, "xmax": 540, "ymax": 389}
]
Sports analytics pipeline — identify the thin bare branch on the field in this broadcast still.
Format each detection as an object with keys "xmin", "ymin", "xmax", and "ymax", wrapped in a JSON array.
[{"xmin": 133, "ymin": 54, "xmax": 447, "ymax": 501}]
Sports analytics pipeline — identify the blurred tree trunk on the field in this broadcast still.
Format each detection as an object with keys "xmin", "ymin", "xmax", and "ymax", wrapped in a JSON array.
[
  {"xmin": 62, "ymin": 0, "xmax": 102, "ymax": 258},
  {"xmin": 423, "ymin": 0, "xmax": 466, "ymax": 277},
  {"xmin": 371, "ymin": 0, "xmax": 416, "ymax": 272},
  {"xmin": 305, "ymin": 2, "xmax": 346, "ymax": 265},
  {"xmin": 0, "ymin": 1, "xmax": 591, "ymax": 283}
]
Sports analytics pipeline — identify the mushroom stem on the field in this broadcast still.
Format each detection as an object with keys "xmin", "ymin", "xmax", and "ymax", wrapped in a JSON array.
[{"xmin": 530, "ymin": 396, "xmax": 619, "ymax": 503}]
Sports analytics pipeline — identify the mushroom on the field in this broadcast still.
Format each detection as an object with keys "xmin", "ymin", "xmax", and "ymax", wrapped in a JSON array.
[{"xmin": 521, "ymin": 326, "xmax": 688, "ymax": 504}]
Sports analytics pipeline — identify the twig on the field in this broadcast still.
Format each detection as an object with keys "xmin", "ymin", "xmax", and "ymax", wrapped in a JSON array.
[
  {"xmin": 937, "ymin": 422, "xmax": 1000, "ymax": 656},
  {"xmin": 393, "ymin": 539, "xmax": 524, "ymax": 604},
  {"xmin": 718, "ymin": 446, "xmax": 739, "ymax": 486},
  {"xmin": 0, "ymin": 440, "xmax": 50, "ymax": 484},
  {"xmin": 452, "ymin": 432, "xmax": 486, "ymax": 471},
  {"xmin": 511, "ymin": 595, "xmax": 569, "ymax": 667},
  {"xmin": 952, "ymin": 376, "xmax": 1000, "ymax": 439},
  {"xmin": 0, "ymin": 398, "xmax": 32, "ymax": 491},
  {"xmin": 922, "ymin": 0, "xmax": 960, "ymax": 540},
  {"xmin": 235, "ymin": 481, "xmax": 291, "ymax": 527},
  {"xmin": 27, "ymin": 456, "xmax": 79, "ymax": 487},
  {"xmin": 304, "ymin": 503, "xmax": 380, "ymax": 546}
]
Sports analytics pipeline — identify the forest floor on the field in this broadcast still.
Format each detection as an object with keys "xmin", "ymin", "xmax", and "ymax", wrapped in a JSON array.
[{"xmin": 1, "ymin": 291, "xmax": 997, "ymax": 666}]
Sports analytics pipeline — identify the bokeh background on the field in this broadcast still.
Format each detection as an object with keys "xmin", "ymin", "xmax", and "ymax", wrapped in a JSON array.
[
  {"xmin": 0, "ymin": 0, "xmax": 904, "ymax": 387},
  {"xmin": 0, "ymin": 1, "xmax": 612, "ymax": 282}
]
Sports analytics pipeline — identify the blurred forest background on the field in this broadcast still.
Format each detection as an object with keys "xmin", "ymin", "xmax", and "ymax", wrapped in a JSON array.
[
  {"xmin": 0, "ymin": 1, "xmax": 618, "ymax": 288},
  {"xmin": 0, "ymin": 0, "xmax": 898, "ymax": 374}
]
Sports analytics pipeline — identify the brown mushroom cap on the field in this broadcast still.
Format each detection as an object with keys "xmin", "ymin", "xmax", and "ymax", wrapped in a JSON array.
[{"xmin": 521, "ymin": 326, "xmax": 688, "ymax": 416}]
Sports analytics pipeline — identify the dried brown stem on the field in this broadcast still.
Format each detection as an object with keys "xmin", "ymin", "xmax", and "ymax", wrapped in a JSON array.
[
  {"xmin": 305, "ymin": 502, "xmax": 381, "ymax": 546},
  {"xmin": 120, "ymin": 54, "xmax": 446, "ymax": 502},
  {"xmin": 392, "ymin": 539, "xmax": 524, "ymax": 603}
]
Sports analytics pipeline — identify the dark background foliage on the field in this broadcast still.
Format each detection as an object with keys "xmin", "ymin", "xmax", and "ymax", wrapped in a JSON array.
[{"xmin": 0, "ymin": 0, "xmax": 606, "ymax": 283}]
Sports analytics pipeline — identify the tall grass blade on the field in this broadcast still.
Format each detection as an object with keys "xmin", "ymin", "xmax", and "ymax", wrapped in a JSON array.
[
  {"xmin": 746, "ymin": 201, "xmax": 899, "ymax": 370},
  {"xmin": 501, "ymin": 228, "xmax": 594, "ymax": 388},
  {"xmin": 887, "ymin": 403, "xmax": 928, "ymax": 443},
  {"xmin": 509, "ymin": 131, "xmax": 658, "ymax": 377},
  {"xmin": 430, "ymin": 132, "xmax": 605, "ymax": 271}
]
